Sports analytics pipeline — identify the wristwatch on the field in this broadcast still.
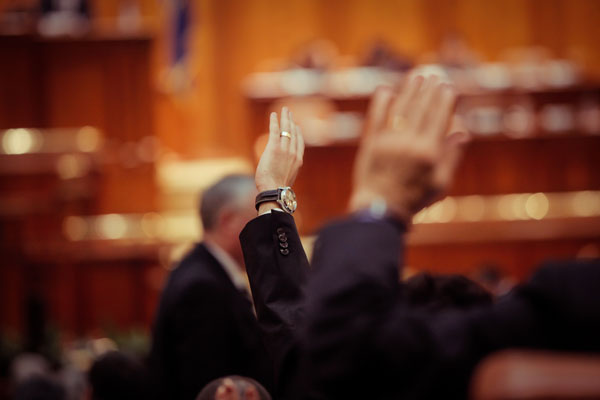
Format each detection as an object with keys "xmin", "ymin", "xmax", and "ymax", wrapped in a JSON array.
[{"xmin": 255, "ymin": 187, "xmax": 297, "ymax": 214}]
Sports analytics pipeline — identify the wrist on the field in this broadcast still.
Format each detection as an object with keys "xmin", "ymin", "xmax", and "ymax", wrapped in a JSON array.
[
  {"xmin": 258, "ymin": 201, "xmax": 281, "ymax": 215},
  {"xmin": 349, "ymin": 190, "xmax": 412, "ymax": 225},
  {"xmin": 256, "ymin": 181, "xmax": 281, "ymax": 193}
]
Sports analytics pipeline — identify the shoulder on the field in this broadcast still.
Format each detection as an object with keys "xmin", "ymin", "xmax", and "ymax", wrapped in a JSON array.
[{"xmin": 164, "ymin": 244, "xmax": 226, "ymax": 301}]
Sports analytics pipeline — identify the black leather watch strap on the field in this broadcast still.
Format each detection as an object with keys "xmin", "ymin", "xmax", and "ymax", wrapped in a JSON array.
[{"xmin": 255, "ymin": 189, "xmax": 279, "ymax": 211}]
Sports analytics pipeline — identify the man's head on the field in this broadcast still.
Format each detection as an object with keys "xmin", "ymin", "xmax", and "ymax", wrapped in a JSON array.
[
  {"xmin": 88, "ymin": 351, "xmax": 148, "ymax": 400},
  {"xmin": 196, "ymin": 376, "xmax": 271, "ymax": 400},
  {"xmin": 200, "ymin": 174, "xmax": 257, "ymax": 264}
]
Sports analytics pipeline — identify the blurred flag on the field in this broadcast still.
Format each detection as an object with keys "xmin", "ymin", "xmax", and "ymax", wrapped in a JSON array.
[
  {"xmin": 172, "ymin": 0, "xmax": 190, "ymax": 66},
  {"xmin": 162, "ymin": 0, "xmax": 194, "ymax": 94}
]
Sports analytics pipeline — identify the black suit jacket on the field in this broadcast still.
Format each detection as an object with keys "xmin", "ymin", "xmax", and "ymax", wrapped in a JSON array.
[
  {"xmin": 148, "ymin": 243, "xmax": 272, "ymax": 400},
  {"xmin": 241, "ymin": 213, "xmax": 600, "ymax": 399},
  {"xmin": 304, "ymin": 217, "xmax": 600, "ymax": 399},
  {"xmin": 239, "ymin": 211, "xmax": 309, "ymax": 399}
]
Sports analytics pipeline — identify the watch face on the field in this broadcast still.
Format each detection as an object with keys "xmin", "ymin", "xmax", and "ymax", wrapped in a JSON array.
[{"xmin": 280, "ymin": 188, "xmax": 297, "ymax": 213}]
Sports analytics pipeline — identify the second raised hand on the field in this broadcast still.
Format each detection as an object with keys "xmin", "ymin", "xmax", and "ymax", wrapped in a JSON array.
[{"xmin": 350, "ymin": 75, "xmax": 465, "ymax": 223}]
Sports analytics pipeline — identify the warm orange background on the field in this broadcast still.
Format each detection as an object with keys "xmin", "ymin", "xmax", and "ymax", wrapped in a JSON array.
[
  {"xmin": 1, "ymin": 0, "xmax": 599, "ymax": 336},
  {"xmin": 85, "ymin": 0, "xmax": 600, "ymax": 158}
]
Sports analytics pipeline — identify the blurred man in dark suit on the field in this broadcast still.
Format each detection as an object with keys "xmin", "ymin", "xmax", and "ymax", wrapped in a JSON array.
[
  {"xmin": 149, "ymin": 174, "xmax": 269, "ymax": 400},
  {"xmin": 149, "ymin": 107, "xmax": 304, "ymax": 400}
]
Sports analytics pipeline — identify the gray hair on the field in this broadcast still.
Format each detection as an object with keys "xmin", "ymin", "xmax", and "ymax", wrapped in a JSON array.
[{"xmin": 199, "ymin": 174, "xmax": 255, "ymax": 232}]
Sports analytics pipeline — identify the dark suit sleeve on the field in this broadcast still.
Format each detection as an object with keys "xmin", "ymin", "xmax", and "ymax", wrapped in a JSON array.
[
  {"xmin": 304, "ymin": 217, "xmax": 600, "ymax": 399},
  {"xmin": 303, "ymin": 217, "xmax": 407, "ymax": 399},
  {"xmin": 239, "ymin": 211, "xmax": 309, "ymax": 396},
  {"xmin": 171, "ymin": 282, "xmax": 238, "ymax": 400}
]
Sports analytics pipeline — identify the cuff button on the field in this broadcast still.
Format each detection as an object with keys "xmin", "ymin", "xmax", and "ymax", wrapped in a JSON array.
[{"xmin": 280, "ymin": 248, "xmax": 290, "ymax": 256}]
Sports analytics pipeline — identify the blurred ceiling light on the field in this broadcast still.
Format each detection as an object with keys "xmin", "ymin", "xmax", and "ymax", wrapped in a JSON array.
[
  {"xmin": 2, "ymin": 128, "xmax": 41, "ymax": 154},
  {"xmin": 97, "ymin": 214, "xmax": 128, "ymax": 240},
  {"xmin": 578, "ymin": 100, "xmax": 600, "ymax": 134},
  {"xmin": 512, "ymin": 193, "xmax": 531, "ymax": 220},
  {"xmin": 498, "ymin": 195, "xmax": 516, "ymax": 220},
  {"xmin": 542, "ymin": 60, "xmax": 578, "ymax": 88},
  {"xmin": 137, "ymin": 136, "xmax": 160, "ymax": 163},
  {"xmin": 465, "ymin": 107, "xmax": 503, "ymax": 135},
  {"xmin": 410, "ymin": 64, "xmax": 452, "ymax": 83},
  {"xmin": 141, "ymin": 212, "xmax": 165, "ymax": 238},
  {"xmin": 413, "ymin": 191, "xmax": 599, "ymax": 225},
  {"xmin": 503, "ymin": 104, "xmax": 535, "ymax": 138},
  {"xmin": 475, "ymin": 63, "xmax": 512, "ymax": 90},
  {"xmin": 440, "ymin": 197, "xmax": 458, "ymax": 222},
  {"xmin": 458, "ymin": 195, "xmax": 485, "ymax": 221},
  {"xmin": 63, "ymin": 216, "xmax": 88, "ymax": 241},
  {"xmin": 525, "ymin": 192, "xmax": 549, "ymax": 220},
  {"xmin": 281, "ymin": 69, "xmax": 322, "ymax": 96},
  {"xmin": 572, "ymin": 191, "xmax": 600, "ymax": 217},
  {"xmin": 56, "ymin": 154, "xmax": 90, "ymax": 179},
  {"xmin": 162, "ymin": 212, "xmax": 200, "ymax": 241},
  {"xmin": 76, "ymin": 126, "xmax": 102, "ymax": 152},
  {"xmin": 412, "ymin": 208, "xmax": 428, "ymax": 224},
  {"xmin": 427, "ymin": 197, "xmax": 457, "ymax": 223},
  {"xmin": 540, "ymin": 104, "xmax": 575, "ymax": 133}
]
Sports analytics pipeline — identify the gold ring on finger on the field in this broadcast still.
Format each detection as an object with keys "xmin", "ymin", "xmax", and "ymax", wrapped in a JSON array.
[{"xmin": 280, "ymin": 131, "xmax": 292, "ymax": 139}]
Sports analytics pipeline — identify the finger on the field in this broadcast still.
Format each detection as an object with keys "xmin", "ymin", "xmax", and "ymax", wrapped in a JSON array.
[
  {"xmin": 280, "ymin": 106, "xmax": 291, "ymax": 151},
  {"xmin": 424, "ymin": 84, "xmax": 457, "ymax": 141},
  {"xmin": 434, "ymin": 131, "xmax": 470, "ymax": 190},
  {"xmin": 296, "ymin": 124, "xmax": 305, "ymax": 163},
  {"xmin": 289, "ymin": 118, "xmax": 298, "ymax": 157},
  {"xmin": 363, "ymin": 86, "xmax": 394, "ymax": 139},
  {"xmin": 407, "ymin": 75, "xmax": 439, "ymax": 134},
  {"xmin": 268, "ymin": 112, "xmax": 280, "ymax": 145},
  {"xmin": 448, "ymin": 114, "xmax": 467, "ymax": 136},
  {"xmin": 290, "ymin": 124, "xmax": 304, "ymax": 185},
  {"xmin": 386, "ymin": 75, "xmax": 424, "ymax": 129}
]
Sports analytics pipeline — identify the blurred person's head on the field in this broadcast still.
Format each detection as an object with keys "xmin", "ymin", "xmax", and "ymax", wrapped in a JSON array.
[
  {"xmin": 10, "ymin": 353, "xmax": 66, "ymax": 400},
  {"xmin": 88, "ymin": 351, "xmax": 148, "ymax": 400},
  {"xmin": 200, "ymin": 175, "xmax": 257, "ymax": 265},
  {"xmin": 472, "ymin": 264, "xmax": 516, "ymax": 297},
  {"xmin": 59, "ymin": 366, "xmax": 87, "ymax": 400},
  {"xmin": 196, "ymin": 376, "xmax": 271, "ymax": 400},
  {"xmin": 13, "ymin": 375, "xmax": 66, "ymax": 400},
  {"xmin": 10, "ymin": 353, "xmax": 51, "ymax": 384},
  {"xmin": 403, "ymin": 273, "xmax": 493, "ymax": 312}
]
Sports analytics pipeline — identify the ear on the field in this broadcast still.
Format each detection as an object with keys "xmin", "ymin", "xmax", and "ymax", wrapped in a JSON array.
[{"xmin": 216, "ymin": 207, "xmax": 237, "ymax": 230}]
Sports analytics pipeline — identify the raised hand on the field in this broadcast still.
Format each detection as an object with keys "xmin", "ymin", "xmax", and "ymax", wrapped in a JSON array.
[
  {"xmin": 255, "ymin": 107, "xmax": 305, "ymax": 213},
  {"xmin": 350, "ymin": 75, "xmax": 468, "ymax": 223}
]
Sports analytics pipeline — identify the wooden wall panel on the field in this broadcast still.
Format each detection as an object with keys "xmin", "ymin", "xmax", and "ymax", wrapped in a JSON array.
[
  {"xmin": 0, "ymin": 36, "xmax": 41, "ymax": 128},
  {"xmin": 67, "ymin": 0, "xmax": 598, "ymax": 157},
  {"xmin": 0, "ymin": 36, "xmax": 157, "ymax": 213}
]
